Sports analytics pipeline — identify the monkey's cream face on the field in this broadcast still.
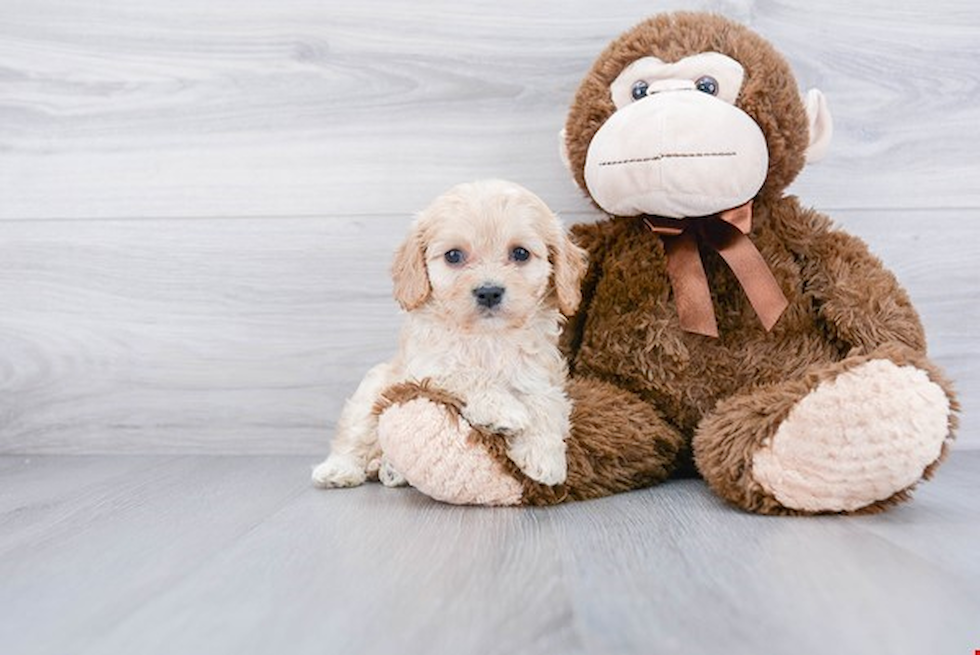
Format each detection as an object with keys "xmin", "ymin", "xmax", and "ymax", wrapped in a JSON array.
[
  {"xmin": 420, "ymin": 183, "xmax": 555, "ymax": 330},
  {"xmin": 584, "ymin": 53, "xmax": 769, "ymax": 219}
]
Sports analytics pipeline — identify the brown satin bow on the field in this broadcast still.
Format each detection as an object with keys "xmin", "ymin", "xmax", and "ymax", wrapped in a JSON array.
[{"xmin": 644, "ymin": 201, "xmax": 788, "ymax": 338}]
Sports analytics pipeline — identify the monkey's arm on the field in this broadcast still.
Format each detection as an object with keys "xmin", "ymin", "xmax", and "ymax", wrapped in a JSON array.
[
  {"xmin": 559, "ymin": 221, "xmax": 606, "ymax": 368},
  {"xmin": 772, "ymin": 198, "xmax": 926, "ymax": 353}
]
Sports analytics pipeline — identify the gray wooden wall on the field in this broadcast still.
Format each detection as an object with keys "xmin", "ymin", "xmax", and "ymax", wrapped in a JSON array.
[{"xmin": 1, "ymin": 0, "xmax": 978, "ymax": 454}]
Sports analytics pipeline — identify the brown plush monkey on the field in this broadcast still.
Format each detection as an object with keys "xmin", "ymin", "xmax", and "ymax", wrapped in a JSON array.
[{"xmin": 376, "ymin": 12, "xmax": 957, "ymax": 514}]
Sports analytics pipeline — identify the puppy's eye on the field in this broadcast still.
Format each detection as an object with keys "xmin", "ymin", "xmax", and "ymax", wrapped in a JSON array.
[
  {"xmin": 444, "ymin": 249, "xmax": 466, "ymax": 266},
  {"xmin": 510, "ymin": 246, "xmax": 531, "ymax": 263}
]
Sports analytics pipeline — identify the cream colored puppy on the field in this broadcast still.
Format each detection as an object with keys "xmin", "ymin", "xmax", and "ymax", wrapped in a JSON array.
[{"xmin": 312, "ymin": 179, "xmax": 587, "ymax": 489}]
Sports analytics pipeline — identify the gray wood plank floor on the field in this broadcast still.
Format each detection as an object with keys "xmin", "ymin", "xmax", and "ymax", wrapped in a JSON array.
[{"xmin": 2, "ymin": 452, "xmax": 978, "ymax": 655}]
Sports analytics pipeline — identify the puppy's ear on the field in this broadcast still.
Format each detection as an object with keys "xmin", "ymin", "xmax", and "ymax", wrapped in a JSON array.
[
  {"xmin": 391, "ymin": 223, "xmax": 431, "ymax": 311},
  {"xmin": 551, "ymin": 231, "xmax": 589, "ymax": 316}
]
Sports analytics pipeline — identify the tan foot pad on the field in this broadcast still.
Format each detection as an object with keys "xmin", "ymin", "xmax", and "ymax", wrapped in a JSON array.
[
  {"xmin": 378, "ymin": 397, "xmax": 523, "ymax": 506},
  {"xmin": 752, "ymin": 360, "xmax": 950, "ymax": 512}
]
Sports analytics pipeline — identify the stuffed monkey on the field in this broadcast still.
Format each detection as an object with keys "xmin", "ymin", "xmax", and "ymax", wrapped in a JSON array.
[{"xmin": 376, "ymin": 12, "xmax": 957, "ymax": 514}]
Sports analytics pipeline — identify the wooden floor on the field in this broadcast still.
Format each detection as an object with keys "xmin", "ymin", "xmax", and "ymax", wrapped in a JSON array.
[{"xmin": 2, "ymin": 451, "xmax": 978, "ymax": 655}]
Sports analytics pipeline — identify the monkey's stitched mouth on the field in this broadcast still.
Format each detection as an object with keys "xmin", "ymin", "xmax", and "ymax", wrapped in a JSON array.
[{"xmin": 598, "ymin": 151, "xmax": 737, "ymax": 167}]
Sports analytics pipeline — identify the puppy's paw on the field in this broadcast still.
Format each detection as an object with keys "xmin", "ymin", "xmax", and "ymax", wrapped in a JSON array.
[
  {"xmin": 365, "ymin": 456, "xmax": 382, "ymax": 482},
  {"xmin": 462, "ymin": 393, "xmax": 531, "ymax": 436},
  {"xmin": 507, "ymin": 437, "xmax": 567, "ymax": 486},
  {"xmin": 312, "ymin": 454, "xmax": 367, "ymax": 488},
  {"xmin": 379, "ymin": 457, "xmax": 408, "ymax": 488}
]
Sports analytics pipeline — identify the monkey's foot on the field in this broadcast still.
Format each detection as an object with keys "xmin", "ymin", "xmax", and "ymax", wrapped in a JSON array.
[
  {"xmin": 376, "ymin": 384, "xmax": 524, "ymax": 506},
  {"xmin": 751, "ymin": 359, "xmax": 951, "ymax": 512}
]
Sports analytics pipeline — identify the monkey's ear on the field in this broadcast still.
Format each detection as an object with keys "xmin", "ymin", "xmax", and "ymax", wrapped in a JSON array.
[
  {"xmin": 558, "ymin": 128, "xmax": 572, "ymax": 173},
  {"xmin": 552, "ymin": 232, "xmax": 589, "ymax": 317},
  {"xmin": 803, "ymin": 89, "xmax": 833, "ymax": 163},
  {"xmin": 391, "ymin": 224, "xmax": 431, "ymax": 311}
]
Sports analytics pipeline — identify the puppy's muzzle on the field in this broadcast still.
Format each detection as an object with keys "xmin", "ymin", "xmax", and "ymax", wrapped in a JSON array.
[{"xmin": 473, "ymin": 284, "xmax": 505, "ymax": 309}]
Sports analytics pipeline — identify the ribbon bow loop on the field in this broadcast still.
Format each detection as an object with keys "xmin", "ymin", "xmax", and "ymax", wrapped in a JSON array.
[{"xmin": 644, "ymin": 201, "xmax": 788, "ymax": 338}]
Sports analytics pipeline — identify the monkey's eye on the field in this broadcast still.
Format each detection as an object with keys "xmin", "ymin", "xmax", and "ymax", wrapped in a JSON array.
[
  {"xmin": 510, "ymin": 246, "xmax": 531, "ymax": 263},
  {"xmin": 695, "ymin": 75, "xmax": 719, "ymax": 96},
  {"xmin": 444, "ymin": 249, "xmax": 466, "ymax": 266},
  {"xmin": 630, "ymin": 80, "xmax": 649, "ymax": 101}
]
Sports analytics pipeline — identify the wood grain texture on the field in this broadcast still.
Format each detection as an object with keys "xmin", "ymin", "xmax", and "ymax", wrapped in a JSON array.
[
  {"xmin": 0, "ymin": 0, "xmax": 976, "ymax": 453},
  {"xmin": 1, "ymin": 210, "xmax": 975, "ymax": 454},
  {"xmin": 1, "ymin": 453, "xmax": 978, "ymax": 655},
  {"xmin": 0, "ymin": 216, "xmax": 404, "ymax": 454},
  {"xmin": 1, "ymin": 0, "xmax": 979, "ymax": 220}
]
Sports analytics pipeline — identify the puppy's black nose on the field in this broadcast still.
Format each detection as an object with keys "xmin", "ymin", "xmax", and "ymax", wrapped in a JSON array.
[{"xmin": 473, "ymin": 285, "xmax": 505, "ymax": 309}]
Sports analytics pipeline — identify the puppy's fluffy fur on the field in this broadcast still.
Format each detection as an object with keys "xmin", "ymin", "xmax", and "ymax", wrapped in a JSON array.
[{"xmin": 313, "ymin": 179, "xmax": 588, "ymax": 489}]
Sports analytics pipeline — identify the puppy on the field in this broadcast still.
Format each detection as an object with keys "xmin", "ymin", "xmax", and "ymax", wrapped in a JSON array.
[{"xmin": 312, "ymin": 179, "xmax": 588, "ymax": 489}]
